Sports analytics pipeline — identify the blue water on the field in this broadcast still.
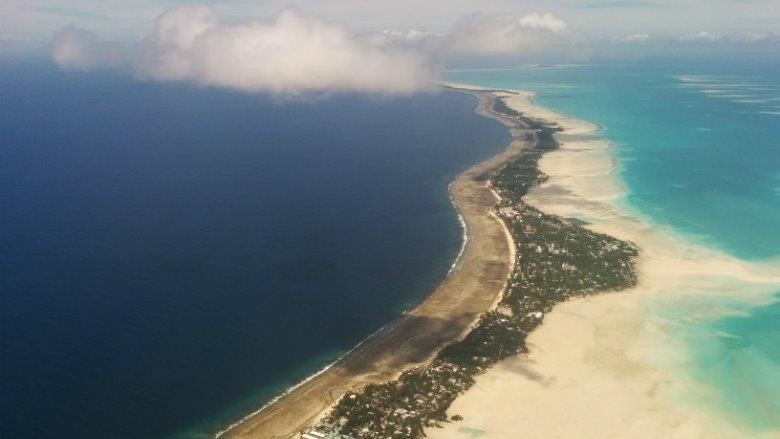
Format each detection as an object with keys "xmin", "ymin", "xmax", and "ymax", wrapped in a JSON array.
[
  {"xmin": 447, "ymin": 60, "xmax": 780, "ymax": 260},
  {"xmin": 445, "ymin": 58, "xmax": 780, "ymax": 430},
  {"xmin": 689, "ymin": 294, "xmax": 780, "ymax": 430},
  {"xmin": 0, "ymin": 60, "xmax": 509, "ymax": 439}
]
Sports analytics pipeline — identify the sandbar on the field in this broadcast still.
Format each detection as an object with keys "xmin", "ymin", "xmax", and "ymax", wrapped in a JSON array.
[{"xmin": 427, "ymin": 90, "xmax": 780, "ymax": 439}]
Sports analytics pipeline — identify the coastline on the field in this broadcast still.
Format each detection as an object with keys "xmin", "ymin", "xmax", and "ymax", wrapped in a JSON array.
[
  {"xmin": 221, "ymin": 84, "xmax": 780, "ymax": 439},
  {"xmin": 318, "ymin": 87, "xmax": 639, "ymax": 437},
  {"xmin": 428, "ymin": 89, "xmax": 780, "ymax": 438},
  {"xmin": 221, "ymin": 92, "xmax": 524, "ymax": 439}
]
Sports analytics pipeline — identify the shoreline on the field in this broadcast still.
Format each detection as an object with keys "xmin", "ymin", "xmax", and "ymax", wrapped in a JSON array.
[
  {"xmin": 220, "ymin": 84, "xmax": 779, "ymax": 439},
  {"xmin": 215, "ymin": 182, "xmax": 474, "ymax": 439},
  {"xmin": 309, "ymin": 87, "xmax": 639, "ymax": 437},
  {"xmin": 221, "ymin": 92, "xmax": 524, "ymax": 439},
  {"xmin": 429, "ymin": 88, "xmax": 780, "ymax": 438}
]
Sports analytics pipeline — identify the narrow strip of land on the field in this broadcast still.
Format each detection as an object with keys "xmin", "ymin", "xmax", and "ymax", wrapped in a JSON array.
[
  {"xmin": 224, "ymin": 95, "xmax": 527, "ymax": 439},
  {"xmin": 317, "ymin": 89, "xmax": 638, "ymax": 438}
]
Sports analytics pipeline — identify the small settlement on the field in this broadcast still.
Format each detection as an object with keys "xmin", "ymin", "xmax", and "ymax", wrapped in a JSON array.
[{"xmin": 309, "ymin": 93, "xmax": 638, "ymax": 438}]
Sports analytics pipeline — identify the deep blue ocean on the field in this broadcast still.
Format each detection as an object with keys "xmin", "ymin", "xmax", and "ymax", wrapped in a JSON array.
[
  {"xmin": 445, "ymin": 56, "xmax": 780, "ymax": 431},
  {"xmin": 0, "ymin": 60, "xmax": 509, "ymax": 438}
]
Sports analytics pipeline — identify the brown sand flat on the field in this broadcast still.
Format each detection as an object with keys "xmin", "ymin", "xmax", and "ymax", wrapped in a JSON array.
[{"xmin": 225, "ymin": 94, "xmax": 525, "ymax": 439}]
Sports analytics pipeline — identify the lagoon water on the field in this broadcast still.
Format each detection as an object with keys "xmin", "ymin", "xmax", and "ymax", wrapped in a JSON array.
[
  {"xmin": 0, "ymin": 60, "xmax": 509, "ymax": 438},
  {"xmin": 445, "ymin": 58, "xmax": 780, "ymax": 431}
]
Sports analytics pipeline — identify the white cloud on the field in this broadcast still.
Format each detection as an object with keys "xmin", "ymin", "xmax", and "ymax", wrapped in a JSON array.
[
  {"xmin": 51, "ymin": 25, "xmax": 130, "ymax": 70},
  {"xmin": 517, "ymin": 13, "xmax": 568, "ymax": 33},
  {"xmin": 51, "ymin": 26, "xmax": 102, "ymax": 70},
  {"xmin": 681, "ymin": 31, "xmax": 721, "ymax": 42},
  {"xmin": 373, "ymin": 28, "xmax": 445, "ymax": 52},
  {"xmin": 51, "ymin": 6, "xmax": 434, "ymax": 96},
  {"xmin": 151, "ymin": 6, "xmax": 218, "ymax": 52},
  {"xmin": 444, "ymin": 12, "xmax": 571, "ymax": 54},
  {"xmin": 675, "ymin": 30, "xmax": 779, "ymax": 44},
  {"xmin": 381, "ymin": 29, "xmax": 443, "ymax": 42},
  {"xmin": 615, "ymin": 33, "xmax": 650, "ymax": 42}
]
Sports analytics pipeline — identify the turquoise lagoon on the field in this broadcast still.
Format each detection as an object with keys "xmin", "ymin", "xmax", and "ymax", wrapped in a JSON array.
[{"xmin": 444, "ymin": 58, "xmax": 780, "ymax": 431}]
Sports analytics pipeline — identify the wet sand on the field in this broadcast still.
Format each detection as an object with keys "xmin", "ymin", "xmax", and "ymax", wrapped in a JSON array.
[
  {"xmin": 427, "ymin": 90, "xmax": 780, "ymax": 439},
  {"xmin": 223, "ymin": 94, "xmax": 525, "ymax": 439}
]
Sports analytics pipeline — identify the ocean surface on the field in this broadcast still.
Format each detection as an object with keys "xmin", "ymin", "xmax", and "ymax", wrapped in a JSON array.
[
  {"xmin": 0, "ymin": 60, "xmax": 509, "ymax": 439},
  {"xmin": 445, "ymin": 57, "xmax": 780, "ymax": 431}
]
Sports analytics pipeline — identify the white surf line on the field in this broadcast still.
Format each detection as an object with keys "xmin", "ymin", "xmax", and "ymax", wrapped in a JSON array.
[
  {"xmin": 215, "ymin": 181, "xmax": 475, "ymax": 437},
  {"xmin": 213, "ymin": 317, "xmax": 402, "ymax": 438},
  {"xmin": 215, "ymin": 87, "xmax": 520, "ymax": 439},
  {"xmin": 447, "ymin": 181, "xmax": 470, "ymax": 276}
]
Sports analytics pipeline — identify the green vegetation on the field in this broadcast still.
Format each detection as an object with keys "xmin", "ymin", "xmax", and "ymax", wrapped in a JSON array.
[
  {"xmin": 490, "ymin": 100, "xmax": 561, "ymax": 199},
  {"xmin": 492, "ymin": 97, "xmax": 520, "ymax": 117},
  {"xmin": 317, "ymin": 95, "xmax": 638, "ymax": 438}
]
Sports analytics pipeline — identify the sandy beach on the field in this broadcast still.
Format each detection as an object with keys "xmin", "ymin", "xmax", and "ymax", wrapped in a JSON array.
[
  {"xmin": 222, "ymin": 94, "xmax": 526, "ymax": 439},
  {"xmin": 427, "ymin": 91, "xmax": 780, "ymax": 439},
  {"xmin": 224, "ymin": 87, "xmax": 780, "ymax": 439}
]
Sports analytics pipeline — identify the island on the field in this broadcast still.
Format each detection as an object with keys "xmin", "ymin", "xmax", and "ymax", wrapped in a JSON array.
[{"xmin": 221, "ymin": 89, "xmax": 638, "ymax": 439}]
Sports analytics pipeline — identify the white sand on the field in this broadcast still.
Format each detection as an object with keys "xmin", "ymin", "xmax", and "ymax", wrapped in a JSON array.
[{"xmin": 427, "ymin": 90, "xmax": 780, "ymax": 439}]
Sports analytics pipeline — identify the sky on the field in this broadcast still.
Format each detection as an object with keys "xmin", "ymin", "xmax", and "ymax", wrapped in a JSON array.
[
  {"xmin": 2, "ymin": 0, "xmax": 779, "ymax": 42},
  {"xmin": 2, "ymin": 1, "xmax": 778, "ymax": 95}
]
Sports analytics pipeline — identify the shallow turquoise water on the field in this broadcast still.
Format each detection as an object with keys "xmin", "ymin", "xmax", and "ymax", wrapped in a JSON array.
[
  {"xmin": 692, "ymin": 295, "xmax": 780, "ymax": 429},
  {"xmin": 650, "ymin": 291, "xmax": 780, "ymax": 431},
  {"xmin": 447, "ymin": 61, "xmax": 780, "ymax": 260},
  {"xmin": 444, "ymin": 58, "xmax": 780, "ymax": 430}
]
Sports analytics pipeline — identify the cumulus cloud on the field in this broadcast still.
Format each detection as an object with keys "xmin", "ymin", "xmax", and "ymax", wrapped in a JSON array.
[
  {"xmin": 52, "ymin": 26, "xmax": 100, "ymax": 70},
  {"xmin": 51, "ymin": 6, "xmax": 434, "ymax": 95},
  {"xmin": 52, "ymin": 26, "xmax": 113, "ymax": 70},
  {"xmin": 516, "ymin": 13, "xmax": 568, "ymax": 33},
  {"xmin": 443, "ymin": 12, "xmax": 571, "ymax": 54},
  {"xmin": 372, "ymin": 28, "xmax": 445, "ymax": 52}
]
